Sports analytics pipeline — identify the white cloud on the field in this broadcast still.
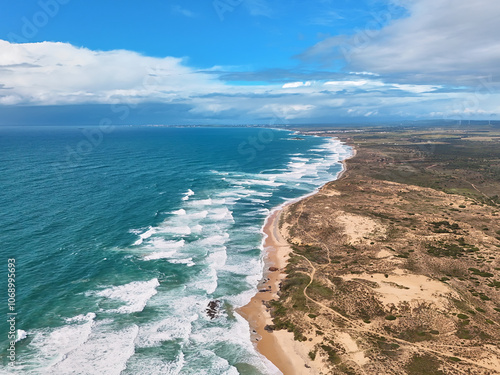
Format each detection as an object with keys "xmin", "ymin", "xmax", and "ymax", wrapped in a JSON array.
[
  {"xmin": 301, "ymin": 0, "xmax": 500, "ymax": 85},
  {"xmin": 324, "ymin": 80, "xmax": 370, "ymax": 88},
  {"xmin": 282, "ymin": 81, "xmax": 312, "ymax": 88},
  {"xmin": 349, "ymin": 71, "xmax": 379, "ymax": 76},
  {"xmin": 255, "ymin": 104, "xmax": 316, "ymax": 119},
  {"xmin": 0, "ymin": 39, "xmax": 498, "ymax": 123},
  {"xmin": 0, "ymin": 40, "xmax": 224, "ymax": 105}
]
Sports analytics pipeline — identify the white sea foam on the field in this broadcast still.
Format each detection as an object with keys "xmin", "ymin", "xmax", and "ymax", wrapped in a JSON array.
[
  {"xmin": 192, "ymin": 267, "xmax": 218, "ymax": 295},
  {"xmin": 236, "ymin": 178, "xmax": 283, "ymax": 187},
  {"xmin": 161, "ymin": 225, "xmax": 191, "ymax": 235},
  {"xmin": 133, "ymin": 226, "xmax": 156, "ymax": 246},
  {"xmin": 65, "ymin": 312, "xmax": 97, "ymax": 323},
  {"xmin": 136, "ymin": 317, "xmax": 196, "ymax": 348},
  {"xmin": 172, "ymin": 209, "xmax": 186, "ymax": 215},
  {"xmin": 26, "ymin": 313, "xmax": 96, "ymax": 371},
  {"xmin": 16, "ymin": 329, "xmax": 27, "ymax": 342},
  {"xmin": 217, "ymin": 189, "xmax": 249, "ymax": 197},
  {"xmin": 48, "ymin": 322, "xmax": 139, "ymax": 375},
  {"xmin": 143, "ymin": 251, "xmax": 176, "ymax": 261},
  {"xmin": 95, "ymin": 279, "xmax": 160, "ymax": 314},
  {"xmin": 253, "ymin": 191, "xmax": 273, "ymax": 197},
  {"xmin": 185, "ymin": 210, "xmax": 208, "ymax": 219},
  {"xmin": 188, "ymin": 314, "xmax": 281, "ymax": 375},
  {"xmin": 191, "ymin": 224, "xmax": 203, "ymax": 233},
  {"xmin": 142, "ymin": 239, "xmax": 185, "ymax": 260},
  {"xmin": 168, "ymin": 258, "xmax": 195, "ymax": 267},
  {"xmin": 148, "ymin": 238, "xmax": 185, "ymax": 250},
  {"xmin": 189, "ymin": 198, "xmax": 212, "ymax": 206},
  {"xmin": 182, "ymin": 189, "xmax": 195, "ymax": 201},
  {"xmin": 198, "ymin": 233, "xmax": 229, "ymax": 247},
  {"xmin": 207, "ymin": 247, "xmax": 227, "ymax": 269},
  {"xmin": 122, "ymin": 353, "xmax": 185, "ymax": 375},
  {"xmin": 242, "ymin": 208, "xmax": 270, "ymax": 216},
  {"xmin": 208, "ymin": 207, "xmax": 233, "ymax": 221},
  {"xmin": 248, "ymin": 198, "xmax": 268, "ymax": 204}
]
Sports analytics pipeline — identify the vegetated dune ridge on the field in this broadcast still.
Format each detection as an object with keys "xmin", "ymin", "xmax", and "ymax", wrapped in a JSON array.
[{"xmin": 263, "ymin": 126, "xmax": 500, "ymax": 375}]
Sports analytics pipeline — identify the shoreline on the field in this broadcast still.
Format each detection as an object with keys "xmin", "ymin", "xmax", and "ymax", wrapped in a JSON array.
[
  {"xmin": 239, "ymin": 139, "xmax": 356, "ymax": 374},
  {"xmin": 238, "ymin": 209, "xmax": 300, "ymax": 374}
]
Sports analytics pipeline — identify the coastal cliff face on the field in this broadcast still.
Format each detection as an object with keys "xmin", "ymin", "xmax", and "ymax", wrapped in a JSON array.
[{"xmin": 268, "ymin": 127, "xmax": 500, "ymax": 375}]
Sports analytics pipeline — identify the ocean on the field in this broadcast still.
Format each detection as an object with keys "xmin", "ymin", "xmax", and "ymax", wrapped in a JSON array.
[{"xmin": 0, "ymin": 126, "xmax": 352, "ymax": 374}]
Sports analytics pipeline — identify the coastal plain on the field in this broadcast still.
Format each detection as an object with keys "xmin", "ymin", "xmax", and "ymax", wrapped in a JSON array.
[{"xmin": 259, "ymin": 125, "xmax": 500, "ymax": 374}]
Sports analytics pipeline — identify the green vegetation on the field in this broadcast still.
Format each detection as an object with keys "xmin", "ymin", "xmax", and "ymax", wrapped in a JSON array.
[
  {"xmin": 270, "ymin": 317, "xmax": 306, "ymax": 341},
  {"xmin": 280, "ymin": 272, "xmax": 310, "ymax": 311},
  {"xmin": 430, "ymin": 221, "xmax": 460, "ymax": 233},
  {"xmin": 308, "ymin": 280, "xmax": 334, "ymax": 299},
  {"xmin": 406, "ymin": 354, "xmax": 444, "ymax": 375},
  {"xmin": 479, "ymin": 294, "xmax": 491, "ymax": 301},
  {"xmin": 308, "ymin": 350, "xmax": 316, "ymax": 360},
  {"xmin": 399, "ymin": 328, "xmax": 434, "ymax": 342},
  {"xmin": 469, "ymin": 268, "xmax": 494, "ymax": 277},
  {"xmin": 426, "ymin": 241, "xmax": 479, "ymax": 258},
  {"xmin": 320, "ymin": 345, "xmax": 341, "ymax": 365},
  {"xmin": 291, "ymin": 245, "xmax": 329, "ymax": 264},
  {"xmin": 377, "ymin": 340, "xmax": 400, "ymax": 351}
]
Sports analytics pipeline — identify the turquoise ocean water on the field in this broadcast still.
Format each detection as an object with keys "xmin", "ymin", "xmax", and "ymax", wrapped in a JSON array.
[{"xmin": 0, "ymin": 126, "xmax": 352, "ymax": 374}]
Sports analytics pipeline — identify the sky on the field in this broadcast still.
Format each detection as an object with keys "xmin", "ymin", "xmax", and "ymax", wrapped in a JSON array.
[{"xmin": 0, "ymin": 0, "xmax": 499, "ymax": 125}]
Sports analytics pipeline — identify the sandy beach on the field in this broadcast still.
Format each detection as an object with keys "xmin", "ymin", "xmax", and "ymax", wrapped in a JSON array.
[{"xmin": 239, "ymin": 209, "xmax": 321, "ymax": 374}]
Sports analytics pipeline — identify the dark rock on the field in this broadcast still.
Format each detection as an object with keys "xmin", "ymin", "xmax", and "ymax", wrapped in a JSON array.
[
  {"xmin": 268, "ymin": 267, "xmax": 279, "ymax": 272},
  {"xmin": 264, "ymin": 325, "xmax": 274, "ymax": 332},
  {"xmin": 206, "ymin": 300, "xmax": 221, "ymax": 319}
]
